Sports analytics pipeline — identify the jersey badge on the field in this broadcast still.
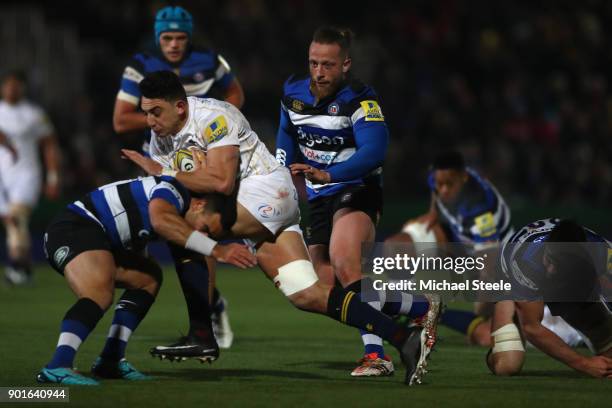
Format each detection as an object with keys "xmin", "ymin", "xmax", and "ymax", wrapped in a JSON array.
[
  {"xmin": 328, "ymin": 102, "xmax": 339, "ymax": 116},
  {"xmin": 292, "ymin": 99, "xmax": 304, "ymax": 112},
  {"xmin": 193, "ymin": 72, "xmax": 205, "ymax": 82}
]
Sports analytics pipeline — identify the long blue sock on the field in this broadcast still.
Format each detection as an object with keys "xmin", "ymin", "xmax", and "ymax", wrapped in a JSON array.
[
  {"xmin": 169, "ymin": 244, "xmax": 212, "ymax": 337},
  {"xmin": 100, "ymin": 290, "xmax": 155, "ymax": 362},
  {"xmin": 440, "ymin": 309, "xmax": 482, "ymax": 335},
  {"xmin": 326, "ymin": 286, "xmax": 410, "ymax": 350},
  {"xmin": 346, "ymin": 279, "xmax": 385, "ymax": 358},
  {"xmin": 382, "ymin": 291, "xmax": 430, "ymax": 319},
  {"xmin": 47, "ymin": 298, "xmax": 104, "ymax": 369}
]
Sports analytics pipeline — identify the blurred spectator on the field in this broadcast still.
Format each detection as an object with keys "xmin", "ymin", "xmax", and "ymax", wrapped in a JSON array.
[{"xmin": 1, "ymin": 0, "xmax": 611, "ymax": 208}]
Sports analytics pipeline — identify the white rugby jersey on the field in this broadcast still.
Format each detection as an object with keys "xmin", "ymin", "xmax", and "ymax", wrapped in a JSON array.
[
  {"xmin": 0, "ymin": 100, "xmax": 53, "ymax": 174},
  {"xmin": 149, "ymin": 97, "xmax": 279, "ymax": 179}
]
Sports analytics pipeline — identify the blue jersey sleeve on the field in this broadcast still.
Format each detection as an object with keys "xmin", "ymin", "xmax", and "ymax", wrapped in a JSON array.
[
  {"xmin": 117, "ymin": 56, "xmax": 145, "ymax": 105},
  {"xmin": 150, "ymin": 177, "xmax": 191, "ymax": 214},
  {"xmin": 275, "ymin": 103, "xmax": 299, "ymax": 167},
  {"xmin": 327, "ymin": 119, "xmax": 388, "ymax": 182},
  {"xmin": 214, "ymin": 54, "xmax": 235, "ymax": 91}
]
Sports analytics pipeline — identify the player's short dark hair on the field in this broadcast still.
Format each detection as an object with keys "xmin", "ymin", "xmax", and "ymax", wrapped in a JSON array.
[
  {"xmin": 546, "ymin": 219, "xmax": 587, "ymax": 243},
  {"xmin": 432, "ymin": 151, "xmax": 466, "ymax": 171},
  {"xmin": 204, "ymin": 190, "xmax": 238, "ymax": 232},
  {"xmin": 542, "ymin": 220, "xmax": 598, "ymax": 301},
  {"xmin": 544, "ymin": 220, "xmax": 587, "ymax": 263},
  {"xmin": 312, "ymin": 26, "xmax": 353, "ymax": 57},
  {"xmin": 1, "ymin": 69, "xmax": 27, "ymax": 84},
  {"xmin": 139, "ymin": 70, "xmax": 186, "ymax": 102}
]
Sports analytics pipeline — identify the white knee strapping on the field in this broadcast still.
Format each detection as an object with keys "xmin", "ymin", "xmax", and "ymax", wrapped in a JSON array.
[
  {"xmin": 491, "ymin": 323, "xmax": 525, "ymax": 354},
  {"xmin": 274, "ymin": 259, "xmax": 319, "ymax": 297}
]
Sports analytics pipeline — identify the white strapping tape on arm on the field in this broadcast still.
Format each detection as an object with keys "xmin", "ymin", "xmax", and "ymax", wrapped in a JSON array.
[
  {"xmin": 185, "ymin": 231, "xmax": 217, "ymax": 257},
  {"xmin": 491, "ymin": 323, "xmax": 525, "ymax": 354},
  {"xmin": 274, "ymin": 259, "xmax": 319, "ymax": 296},
  {"xmin": 402, "ymin": 222, "xmax": 437, "ymax": 242}
]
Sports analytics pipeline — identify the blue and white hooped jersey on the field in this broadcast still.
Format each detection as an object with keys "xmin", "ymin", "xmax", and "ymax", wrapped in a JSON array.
[
  {"xmin": 500, "ymin": 218, "xmax": 611, "ymax": 296},
  {"xmin": 67, "ymin": 176, "xmax": 191, "ymax": 250},
  {"xmin": 428, "ymin": 168, "xmax": 512, "ymax": 248},
  {"xmin": 276, "ymin": 75, "xmax": 389, "ymax": 201},
  {"xmin": 117, "ymin": 48, "xmax": 234, "ymax": 106}
]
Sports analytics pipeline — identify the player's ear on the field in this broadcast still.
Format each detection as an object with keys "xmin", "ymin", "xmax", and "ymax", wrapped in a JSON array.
[
  {"xmin": 190, "ymin": 198, "xmax": 206, "ymax": 212},
  {"xmin": 342, "ymin": 57, "xmax": 352, "ymax": 73},
  {"xmin": 175, "ymin": 99, "xmax": 187, "ymax": 115}
]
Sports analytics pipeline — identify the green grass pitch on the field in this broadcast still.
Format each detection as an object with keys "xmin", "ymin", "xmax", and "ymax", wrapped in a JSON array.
[{"xmin": 1, "ymin": 265, "xmax": 610, "ymax": 407}]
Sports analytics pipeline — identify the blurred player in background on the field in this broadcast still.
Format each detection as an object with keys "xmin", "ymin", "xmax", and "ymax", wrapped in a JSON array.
[
  {"xmin": 387, "ymin": 151, "xmax": 512, "ymax": 346},
  {"xmin": 488, "ymin": 218, "xmax": 612, "ymax": 378},
  {"xmin": 123, "ymin": 71, "xmax": 432, "ymax": 385},
  {"xmin": 0, "ymin": 70, "xmax": 61, "ymax": 286},
  {"xmin": 112, "ymin": 6, "xmax": 245, "ymax": 349},
  {"xmin": 37, "ymin": 175, "xmax": 254, "ymax": 385},
  {"xmin": 275, "ymin": 26, "xmax": 440, "ymax": 377}
]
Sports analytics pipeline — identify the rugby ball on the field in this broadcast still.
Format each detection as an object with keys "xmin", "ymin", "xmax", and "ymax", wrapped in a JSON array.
[{"xmin": 173, "ymin": 148, "xmax": 195, "ymax": 172}]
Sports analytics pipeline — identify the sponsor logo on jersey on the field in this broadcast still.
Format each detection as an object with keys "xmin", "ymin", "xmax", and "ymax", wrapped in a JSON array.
[
  {"xmin": 205, "ymin": 115, "xmax": 229, "ymax": 143},
  {"xmin": 328, "ymin": 102, "xmax": 340, "ymax": 116},
  {"xmin": 275, "ymin": 148, "xmax": 287, "ymax": 166},
  {"xmin": 300, "ymin": 146, "xmax": 337, "ymax": 163},
  {"xmin": 258, "ymin": 204, "xmax": 279, "ymax": 219},
  {"xmin": 474, "ymin": 212, "xmax": 496, "ymax": 237},
  {"xmin": 193, "ymin": 72, "xmax": 205, "ymax": 82},
  {"xmin": 360, "ymin": 100, "xmax": 384, "ymax": 121},
  {"xmin": 53, "ymin": 246, "xmax": 70, "ymax": 268},
  {"xmin": 297, "ymin": 127, "xmax": 345, "ymax": 147}
]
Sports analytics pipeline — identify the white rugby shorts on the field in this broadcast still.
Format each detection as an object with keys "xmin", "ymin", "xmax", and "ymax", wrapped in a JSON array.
[{"xmin": 238, "ymin": 166, "xmax": 302, "ymax": 241}]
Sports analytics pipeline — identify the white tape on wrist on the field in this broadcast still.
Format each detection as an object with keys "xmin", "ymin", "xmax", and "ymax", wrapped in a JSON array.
[
  {"xmin": 185, "ymin": 231, "xmax": 217, "ymax": 256},
  {"xmin": 162, "ymin": 168, "xmax": 178, "ymax": 177},
  {"xmin": 491, "ymin": 323, "xmax": 525, "ymax": 354}
]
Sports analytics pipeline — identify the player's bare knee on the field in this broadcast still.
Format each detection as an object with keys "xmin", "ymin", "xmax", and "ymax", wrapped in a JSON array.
[
  {"xmin": 487, "ymin": 323, "xmax": 525, "ymax": 376},
  {"xmin": 90, "ymin": 290, "xmax": 114, "ymax": 311},
  {"xmin": 274, "ymin": 259, "xmax": 321, "ymax": 311},
  {"xmin": 487, "ymin": 351, "xmax": 525, "ymax": 376},
  {"xmin": 330, "ymin": 258, "xmax": 361, "ymax": 286},
  {"xmin": 141, "ymin": 261, "xmax": 163, "ymax": 292}
]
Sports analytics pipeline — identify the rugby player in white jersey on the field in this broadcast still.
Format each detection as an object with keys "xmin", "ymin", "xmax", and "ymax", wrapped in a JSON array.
[
  {"xmin": 122, "ymin": 70, "xmax": 432, "ymax": 385},
  {"xmin": 113, "ymin": 6, "xmax": 241, "ymax": 350},
  {"xmin": 0, "ymin": 70, "xmax": 61, "ymax": 285}
]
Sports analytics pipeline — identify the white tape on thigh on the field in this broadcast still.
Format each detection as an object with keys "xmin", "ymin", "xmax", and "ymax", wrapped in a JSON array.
[
  {"xmin": 274, "ymin": 259, "xmax": 319, "ymax": 297},
  {"xmin": 491, "ymin": 323, "xmax": 525, "ymax": 354},
  {"xmin": 402, "ymin": 222, "xmax": 437, "ymax": 242}
]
